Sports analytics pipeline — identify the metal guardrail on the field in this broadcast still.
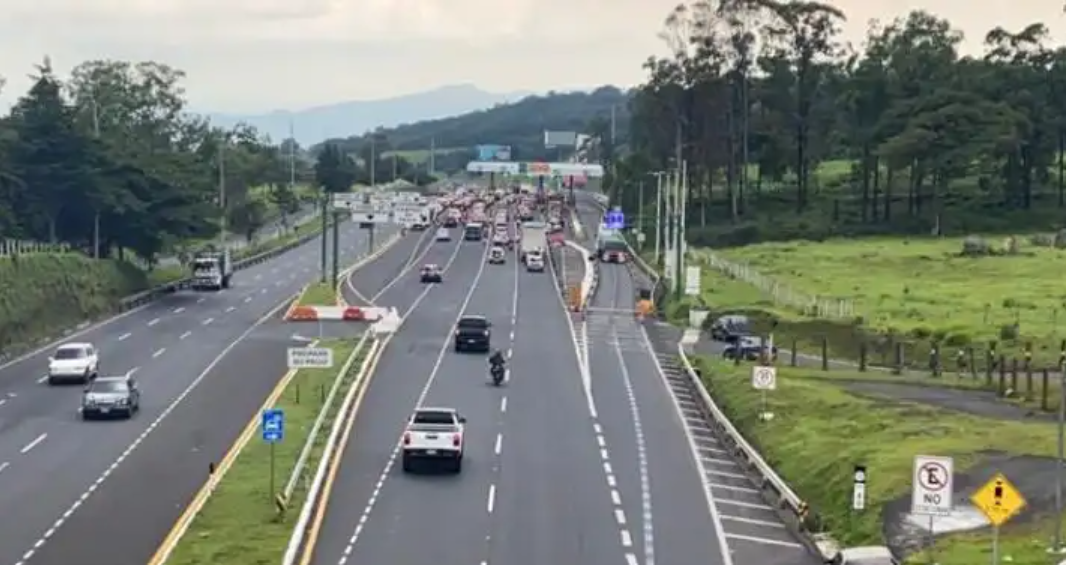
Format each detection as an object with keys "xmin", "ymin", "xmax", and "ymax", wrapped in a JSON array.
[
  {"xmin": 116, "ymin": 226, "xmax": 328, "ymax": 311},
  {"xmin": 675, "ymin": 343, "xmax": 809, "ymax": 524}
]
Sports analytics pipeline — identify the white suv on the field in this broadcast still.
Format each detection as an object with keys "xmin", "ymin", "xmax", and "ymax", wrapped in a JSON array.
[{"xmin": 48, "ymin": 343, "xmax": 99, "ymax": 385}]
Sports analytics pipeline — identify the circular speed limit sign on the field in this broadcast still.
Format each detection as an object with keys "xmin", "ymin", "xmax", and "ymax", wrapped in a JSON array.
[{"xmin": 751, "ymin": 366, "xmax": 777, "ymax": 390}]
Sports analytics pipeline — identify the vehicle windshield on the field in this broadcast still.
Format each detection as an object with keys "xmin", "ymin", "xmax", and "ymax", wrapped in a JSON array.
[
  {"xmin": 457, "ymin": 317, "xmax": 488, "ymax": 329},
  {"xmin": 90, "ymin": 381, "xmax": 127, "ymax": 393},
  {"xmin": 413, "ymin": 411, "xmax": 455, "ymax": 425},
  {"xmin": 602, "ymin": 240, "xmax": 628, "ymax": 252},
  {"xmin": 54, "ymin": 347, "xmax": 86, "ymax": 360}
]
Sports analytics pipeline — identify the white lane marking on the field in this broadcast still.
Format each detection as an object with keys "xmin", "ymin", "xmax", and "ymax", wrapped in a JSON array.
[
  {"xmin": 225, "ymin": 306, "xmax": 236, "ymax": 313},
  {"xmin": 621, "ymin": 530, "xmax": 633, "ymax": 547},
  {"xmin": 202, "ymin": 318, "xmax": 214, "ymax": 326},
  {"xmin": 721, "ymin": 515, "xmax": 786, "ymax": 528},
  {"xmin": 333, "ymin": 239, "xmax": 487, "ymax": 563},
  {"xmin": 127, "ymin": 367, "xmax": 140, "ymax": 376},
  {"xmin": 362, "ymin": 229, "xmax": 435, "ymax": 304},
  {"xmin": 494, "ymin": 433, "xmax": 502, "ymax": 455},
  {"xmin": 152, "ymin": 348, "xmax": 165, "ymax": 359},
  {"xmin": 547, "ymin": 252, "xmax": 596, "ymax": 418},
  {"xmin": 0, "ymin": 462, "xmax": 8, "ymax": 474},
  {"xmin": 180, "ymin": 331, "xmax": 192, "ymax": 340},
  {"xmin": 147, "ymin": 318, "xmax": 159, "ymax": 327},
  {"xmin": 499, "ymin": 396, "xmax": 507, "ymax": 413},
  {"xmin": 641, "ymin": 326, "xmax": 734, "ymax": 565},
  {"xmin": 487, "ymin": 484, "xmax": 496, "ymax": 514},
  {"xmin": 197, "ymin": 298, "xmax": 205, "ymax": 303},
  {"xmin": 118, "ymin": 333, "xmax": 131, "ymax": 341},
  {"xmin": 613, "ymin": 326, "xmax": 656, "ymax": 565},
  {"xmin": 626, "ymin": 554, "xmax": 639, "ymax": 565},
  {"xmin": 20, "ymin": 433, "xmax": 47, "ymax": 454},
  {"xmin": 36, "ymin": 376, "xmax": 47, "ymax": 384},
  {"xmin": 173, "ymin": 307, "xmax": 185, "ymax": 314},
  {"xmin": 615, "ymin": 508, "xmax": 627, "ymax": 525},
  {"xmin": 11, "ymin": 290, "xmax": 300, "ymax": 565},
  {"xmin": 611, "ymin": 489, "xmax": 621, "ymax": 505},
  {"xmin": 725, "ymin": 533, "xmax": 804, "ymax": 548},
  {"xmin": 255, "ymin": 274, "xmax": 261, "ymax": 280},
  {"xmin": 0, "ymin": 399, "xmax": 6, "ymax": 407},
  {"xmin": 244, "ymin": 296, "xmax": 252, "ymax": 303}
]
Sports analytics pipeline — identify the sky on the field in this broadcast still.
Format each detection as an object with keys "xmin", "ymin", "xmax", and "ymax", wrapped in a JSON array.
[{"xmin": 1, "ymin": 0, "xmax": 1065, "ymax": 114}]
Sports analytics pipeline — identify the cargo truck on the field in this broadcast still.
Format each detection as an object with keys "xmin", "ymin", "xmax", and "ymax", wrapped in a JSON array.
[
  {"xmin": 520, "ymin": 221, "xmax": 548, "ymax": 263},
  {"xmin": 190, "ymin": 248, "xmax": 232, "ymax": 290}
]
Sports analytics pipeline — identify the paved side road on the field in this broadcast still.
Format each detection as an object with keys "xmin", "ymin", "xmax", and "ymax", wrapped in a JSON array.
[{"xmin": 0, "ymin": 220, "xmax": 397, "ymax": 565}]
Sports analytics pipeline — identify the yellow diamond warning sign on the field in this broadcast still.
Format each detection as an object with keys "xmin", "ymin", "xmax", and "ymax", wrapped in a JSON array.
[{"xmin": 971, "ymin": 473, "xmax": 1026, "ymax": 527}]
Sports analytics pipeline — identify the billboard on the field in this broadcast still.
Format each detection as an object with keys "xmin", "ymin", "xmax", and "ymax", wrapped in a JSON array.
[
  {"xmin": 466, "ymin": 161, "xmax": 604, "ymax": 177},
  {"xmin": 476, "ymin": 144, "xmax": 512, "ymax": 161},
  {"xmin": 544, "ymin": 130, "xmax": 578, "ymax": 148}
]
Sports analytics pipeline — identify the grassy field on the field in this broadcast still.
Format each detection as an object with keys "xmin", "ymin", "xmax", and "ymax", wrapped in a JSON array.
[
  {"xmin": 297, "ymin": 282, "xmax": 336, "ymax": 306},
  {"xmin": 692, "ymin": 356, "xmax": 1062, "ymax": 564},
  {"xmin": 167, "ymin": 338, "xmax": 368, "ymax": 565},
  {"xmin": 693, "ymin": 234, "xmax": 1066, "ymax": 370}
]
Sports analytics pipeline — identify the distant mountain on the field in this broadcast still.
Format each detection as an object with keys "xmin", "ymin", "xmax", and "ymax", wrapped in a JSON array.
[{"xmin": 206, "ymin": 84, "xmax": 535, "ymax": 146}]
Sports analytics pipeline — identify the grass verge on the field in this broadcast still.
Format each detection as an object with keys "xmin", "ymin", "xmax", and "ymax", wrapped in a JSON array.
[
  {"xmin": 167, "ymin": 337, "xmax": 368, "ymax": 565},
  {"xmin": 692, "ymin": 355, "xmax": 1064, "ymax": 564},
  {"xmin": 297, "ymin": 282, "xmax": 337, "ymax": 307},
  {"xmin": 0, "ymin": 254, "xmax": 148, "ymax": 351},
  {"xmin": 690, "ymin": 235, "xmax": 1066, "ymax": 372}
]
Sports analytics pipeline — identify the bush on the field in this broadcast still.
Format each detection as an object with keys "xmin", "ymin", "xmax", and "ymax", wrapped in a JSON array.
[
  {"xmin": 960, "ymin": 235, "xmax": 991, "ymax": 256},
  {"xmin": 0, "ymin": 254, "xmax": 148, "ymax": 352}
]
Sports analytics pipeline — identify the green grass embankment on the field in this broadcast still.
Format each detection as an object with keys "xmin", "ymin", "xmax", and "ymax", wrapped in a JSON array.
[{"xmin": 0, "ymin": 254, "xmax": 149, "ymax": 351}]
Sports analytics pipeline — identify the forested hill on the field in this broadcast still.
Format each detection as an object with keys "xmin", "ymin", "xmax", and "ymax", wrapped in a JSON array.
[{"xmin": 313, "ymin": 86, "xmax": 631, "ymax": 168}]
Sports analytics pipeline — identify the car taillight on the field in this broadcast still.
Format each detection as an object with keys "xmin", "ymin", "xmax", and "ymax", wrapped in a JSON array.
[
  {"xmin": 452, "ymin": 434, "xmax": 461, "ymax": 447},
  {"xmin": 403, "ymin": 433, "xmax": 411, "ymax": 445}
]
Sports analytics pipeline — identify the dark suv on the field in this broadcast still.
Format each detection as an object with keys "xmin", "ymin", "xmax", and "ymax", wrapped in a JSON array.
[
  {"xmin": 710, "ymin": 315, "xmax": 751, "ymax": 343},
  {"xmin": 454, "ymin": 316, "xmax": 491, "ymax": 353}
]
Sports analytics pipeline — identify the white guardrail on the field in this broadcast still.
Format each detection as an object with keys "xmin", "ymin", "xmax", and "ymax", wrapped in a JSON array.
[
  {"xmin": 602, "ymin": 191, "xmax": 832, "ymax": 556},
  {"xmin": 281, "ymin": 338, "xmax": 383, "ymax": 565},
  {"xmin": 281, "ymin": 332, "xmax": 371, "ymax": 503}
]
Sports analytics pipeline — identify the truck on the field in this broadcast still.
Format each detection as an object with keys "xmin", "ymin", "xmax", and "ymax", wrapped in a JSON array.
[
  {"xmin": 520, "ymin": 221, "xmax": 548, "ymax": 263},
  {"xmin": 190, "ymin": 248, "xmax": 232, "ymax": 290},
  {"xmin": 401, "ymin": 407, "xmax": 466, "ymax": 473},
  {"xmin": 597, "ymin": 231, "xmax": 629, "ymax": 263}
]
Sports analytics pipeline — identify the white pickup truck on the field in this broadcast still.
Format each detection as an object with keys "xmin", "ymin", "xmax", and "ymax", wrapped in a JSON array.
[{"xmin": 401, "ymin": 407, "xmax": 466, "ymax": 473}]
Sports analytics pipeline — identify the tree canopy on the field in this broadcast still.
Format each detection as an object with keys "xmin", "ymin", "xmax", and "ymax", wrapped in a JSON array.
[
  {"xmin": 607, "ymin": 1, "xmax": 1066, "ymax": 245},
  {"xmin": 0, "ymin": 58, "xmax": 314, "ymax": 264}
]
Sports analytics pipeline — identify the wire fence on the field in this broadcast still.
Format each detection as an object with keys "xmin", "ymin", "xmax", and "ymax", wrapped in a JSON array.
[
  {"xmin": 692, "ymin": 248, "xmax": 855, "ymax": 319},
  {"xmin": 0, "ymin": 239, "xmax": 72, "ymax": 258}
]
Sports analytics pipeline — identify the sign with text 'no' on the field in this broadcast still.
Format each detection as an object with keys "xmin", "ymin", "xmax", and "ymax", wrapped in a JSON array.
[{"xmin": 911, "ymin": 455, "xmax": 953, "ymax": 517}]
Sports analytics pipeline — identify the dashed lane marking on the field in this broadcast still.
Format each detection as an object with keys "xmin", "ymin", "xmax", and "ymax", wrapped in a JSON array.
[
  {"xmin": 147, "ymin": 318, "xmax": 159, "ymax": 327},
  {"xmin": 20, "ymin": 433, "xmax": 47, "ymax": 454},
  {"xmin": 118, "ymin": 333, "xmax": 131, "ymax": 341}
]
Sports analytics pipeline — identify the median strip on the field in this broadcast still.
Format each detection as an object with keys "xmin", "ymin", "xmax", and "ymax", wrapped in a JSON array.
[{"xmin": 163, "ymin": 336, "xmax": 373, "ymax": 565}]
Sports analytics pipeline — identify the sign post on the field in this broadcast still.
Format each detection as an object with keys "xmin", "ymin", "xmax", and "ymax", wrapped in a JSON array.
[
  {"xmin": 912, "ymin": 454, "xmax": 954, "ymax": 558},
  {"xmin": 852, "ymin": 465, "xmax": 867, "ymax": 511},
  {"xmin": 971, "ymin": 473, "xmax": 1026, "ymax": 564},
  {"xmin": 261, "ymin": 408, "xmax": 285, "ymax": 499},
  {"xmin": 751, "ymin": 366, "xmax": 776, "ymax": 421}
]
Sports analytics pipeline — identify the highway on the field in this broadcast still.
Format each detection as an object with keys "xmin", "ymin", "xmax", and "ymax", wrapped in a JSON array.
[
  {"xmin": 0, "ymin": 219, "xmax": 396, "ymax": 565},
  {"xmin": 301, "ymin": 198, "xmax": 706, "ymax": 565},
  {"xmin": 574, "ymin": 195, "xmax": 817, "ymax": 565}
]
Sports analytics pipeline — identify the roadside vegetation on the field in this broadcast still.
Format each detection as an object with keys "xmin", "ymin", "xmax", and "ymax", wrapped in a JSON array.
[
  {"xmin": 692, "ymin": 357, "xmax": 1059, "ymax": 565},
  {"xmin": 167, "ymin": 338, "xmax": 370, "ymax": 565},
  {"xmin": 297, "ymin": 282, "xmax": 338, "ymax": 307},
  {"xmin": 591, "ymin": 0, "xmax": 1066, "ymax": 561}
]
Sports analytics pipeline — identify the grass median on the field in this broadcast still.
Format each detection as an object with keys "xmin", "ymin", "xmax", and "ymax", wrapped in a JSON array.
[
  {"xmin": 297, "ymin": 282, "xmax": 337, "ymax": 307},
  {"xmin": 167, "ymin": 337, "xmax": 369, "ymax": 565},
  {"xmin": 692, "ymin": 355, "xmax": 1063, "ymax": 565}
]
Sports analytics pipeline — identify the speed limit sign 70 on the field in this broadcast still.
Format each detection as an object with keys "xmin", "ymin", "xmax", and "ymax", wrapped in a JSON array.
[{"xmin": 751, "ymin": 366, "xmax": 777, "ymax": 390}]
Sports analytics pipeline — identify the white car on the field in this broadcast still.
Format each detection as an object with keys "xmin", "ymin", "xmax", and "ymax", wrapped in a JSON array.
[
  {"xmin": 526, "ymin": 252, "xmax": 545, "ymax": 272},
  {"xmin": 402, "ymin": 407, "xmax": 466, "ymax": 473},
  {"xmin": 436, "ymin": 227, "xmax": 451, "ymax": 241},
  {"xmin": 48, "ymin": 342, "xmax": 99, "ymax": 385}
]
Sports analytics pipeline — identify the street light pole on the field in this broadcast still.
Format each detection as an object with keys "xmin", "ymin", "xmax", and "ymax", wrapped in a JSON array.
[
  {"xmin": 90, "ymin": 97, "xmax": 101, "ymax": 259},
  {"xmin": 370, "ymin": 137, "xmax": 376, "ymax": 188},
  {"xmin": 650, "ymin": 171, "xmax": 666, "ymax": 266}
]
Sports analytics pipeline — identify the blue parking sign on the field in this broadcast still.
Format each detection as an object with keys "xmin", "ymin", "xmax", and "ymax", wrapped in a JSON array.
[
  {"xmin": 604, "ymin": 208, "xmax": 625, "ymax": 229},
  {"xmin": 262, "ymin": 408, "xmax": 284, "ymax": 443}
]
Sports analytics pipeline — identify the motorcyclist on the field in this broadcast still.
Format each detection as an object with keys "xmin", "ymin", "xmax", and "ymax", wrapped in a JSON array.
[{"xmin": 489, "ymin": 349, "xmax": 506, "ymax": 371}]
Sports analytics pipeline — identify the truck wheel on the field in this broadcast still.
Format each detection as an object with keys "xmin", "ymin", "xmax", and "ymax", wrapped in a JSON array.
[
  {"xmin": 452, "ymin": 457, "xmax": 463, "ymax": 474},
  {"xmin": 402, "ymin": 455, "xmax": 413, "ymax": 473}
]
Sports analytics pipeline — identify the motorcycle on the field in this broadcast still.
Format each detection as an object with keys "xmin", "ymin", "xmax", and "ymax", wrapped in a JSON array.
[{"xmin": 490, "ymin": 363, "xmax": 505, "ymax": 386}]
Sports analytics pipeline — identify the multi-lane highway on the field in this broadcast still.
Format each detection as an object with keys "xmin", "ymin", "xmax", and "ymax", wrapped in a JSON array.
[
  {"xmin": 0, "ymin": 219, "xmax": 393, "ymax": 565},
  {"xmin": 294, "ymin": 193, "xmax": 817, "ymax": 565}
]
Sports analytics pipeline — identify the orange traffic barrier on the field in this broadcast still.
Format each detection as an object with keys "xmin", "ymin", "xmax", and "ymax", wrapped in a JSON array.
[{"xmin": 288, "ymin": 306, "xmax": 318, "ymax": 321}]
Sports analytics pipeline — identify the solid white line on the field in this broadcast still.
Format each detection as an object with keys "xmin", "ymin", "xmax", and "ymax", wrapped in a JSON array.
[
  {"xmin": 707, "ymin": 470, "xmax": 747, "ymax": 480},
  {"xmin": 494, "ymin": 433, "xmax": 502, "ymax": 455},
  {"xmin": 720, "ymin": 514, "xmax": 786, "ymax": 528},
  {"xmin": 711, "ymin": 483, "xmax": 760, "ymax": 494},
  {"xmin": 716, "ymin": 499, "xmax": 772, "ymax": 510},
  {"xmin": 21, "ymin": 433, "xmax": 47, "ymax": 454},
  {"xmin": 487, "ymin": 484, "xmax": 496, "ymax": 513},
  {"xmin": 724, "ymin": 533, "xmax": 804, "ymax": 548},
  {"xmin": 128, "ymin": 367, "xmax": 140, "ymax": 376}
]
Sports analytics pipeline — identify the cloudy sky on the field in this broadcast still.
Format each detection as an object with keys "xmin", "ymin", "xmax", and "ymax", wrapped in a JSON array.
[{"xmin": 1, "ymin": 0, "xmax": 1063, "ymax": 114}]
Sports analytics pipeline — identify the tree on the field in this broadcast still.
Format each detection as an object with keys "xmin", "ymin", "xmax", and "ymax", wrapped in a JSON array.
[{"xmin": 315, "ymin": 143, "xmax": 357, "ymax": 193}]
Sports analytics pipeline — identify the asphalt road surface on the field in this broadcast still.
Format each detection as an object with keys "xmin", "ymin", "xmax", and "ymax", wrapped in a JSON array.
[
  {"xmin": 0, "ymin": 219, "xmax": 398, "ymax": 565},
  {"xmin": 573, "ymin": 192, "xmax": 817, "ymax": 565}
]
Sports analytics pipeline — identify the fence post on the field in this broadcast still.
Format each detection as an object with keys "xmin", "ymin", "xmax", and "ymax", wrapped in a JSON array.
[
  {"xmin": 821, "ymin": 336, "xmax": 828, "ymax": 371},
  {"xmin": 858, "ymin": 341, "xmax": 867, "ymax": 372},
  {"xmin": 930, "ymin": 341, "xmax": 941, "ymax": 377},
  {"xmin": 968, "ymin": 347, "xmax": 977, "ymax": 379},
  {"xmin": 987, "ymin": 341, "xmax": 997, "ymax": 383},
  {"xmin": 1043, "ymin": 369, "xmax": 1050, "ymax": 411},
  {"xmin": 998, "ymin": 355, "xmax": 1007, "ymax": 396}
]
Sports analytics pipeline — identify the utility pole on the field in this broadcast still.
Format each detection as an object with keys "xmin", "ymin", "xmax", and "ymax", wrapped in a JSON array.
[
  {"xmin": 429, "ymin": 137, "xmax": 436, "ymax": 177},
  {"xmin": 650, "ymin": 171, "xmax": 666, "ymax": 267},
  {"xmin": 369, "ymin": 137, "xmax": 376, "ymax": 188},
  {"xmin": 1055, "ymin": 365, "xmax": 1066, "ymax": 552},
  {"xmin": 90, "ymin": 97, "xmax": 101, "ymax": 259},
  {"xmin": 319, "ymin": 193, "xmax": 328, "ymax": 283},
  {"xmin": 664, "ymin": 169, "xmax": 675, "ymax": 284},
  {"xmin": 637, "ymin": 180, "xmax": 644, "ymax": 251},
  {"xmin": 675, "ymin": 160, "xmax": 687, "ymax": 298},
  {"xmin": 331, "ymin": 210, "xmax": 340, "ymax": 284},
  {"xmin": 219, "ymin": 140, "xmax": 227, "ymax": 249}
]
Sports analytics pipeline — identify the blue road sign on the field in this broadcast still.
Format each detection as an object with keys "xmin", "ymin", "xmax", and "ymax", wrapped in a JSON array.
[
  {"xmin": 262, "ymin": 408, "xmax": 285, "ymax": 443},
  {"xmin": 604, "ymin": 209, "xmax": 625, "ymax": 230}
]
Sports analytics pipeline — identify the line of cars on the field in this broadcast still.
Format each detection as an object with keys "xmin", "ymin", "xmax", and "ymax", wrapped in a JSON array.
[{"xmin": 45, "ymin": 342, "xmax": 141, "ymax": 419}]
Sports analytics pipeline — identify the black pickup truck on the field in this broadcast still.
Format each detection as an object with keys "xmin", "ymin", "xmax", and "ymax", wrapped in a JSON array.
[{"xmin": 454, "ymin": 315, "xmax": 491, "ymax": 353}]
